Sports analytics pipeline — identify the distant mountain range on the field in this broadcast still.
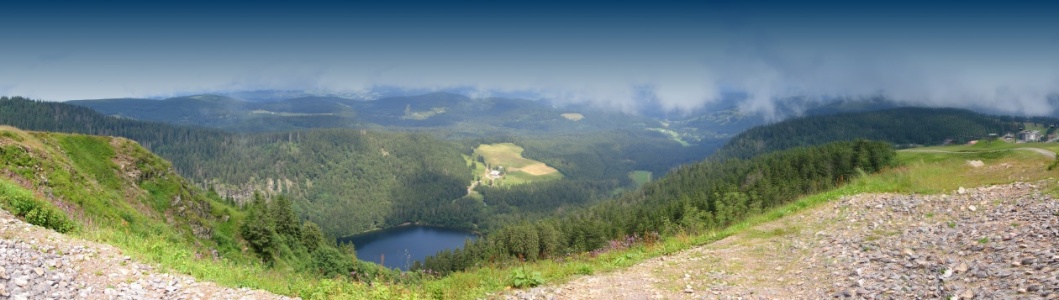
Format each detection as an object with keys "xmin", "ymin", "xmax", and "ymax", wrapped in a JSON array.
[{"xmin": 66, "ymin": 92, "xmax": 759, "ymax": 144}]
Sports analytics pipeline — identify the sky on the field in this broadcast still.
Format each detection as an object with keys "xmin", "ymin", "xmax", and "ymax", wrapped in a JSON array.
[{"xmin": 2, "ymin": 0, "xmax": 1058, "ymax": 117}]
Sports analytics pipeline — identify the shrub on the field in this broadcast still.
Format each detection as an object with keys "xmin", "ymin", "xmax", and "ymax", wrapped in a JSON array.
[
  {"xmin": 510, "ymin": 268, "xmax": 544, "ymax": 288},
  {"xmin": 0, "ymin": 181, "xmax": 76, "ymax": 233}
]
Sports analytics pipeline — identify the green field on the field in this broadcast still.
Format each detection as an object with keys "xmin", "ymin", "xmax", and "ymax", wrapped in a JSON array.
[
  {"xmin": 628, "ymin": 170, "xmax": 652, "ymax": 188},
  {"xmin": 912, "ymin": 139, "xmax": 1059, "ymax": 154},
  {"xmin": 893, "ymin": 147, "xmax": 1053, "ymax": 193},
  {"xmin": 1024, "ymin": 122, "xmax": 1049, "ymax": 133},
  {"xmin": 471, "ymin": 143, "xmax": 563, "ymax": 186}
]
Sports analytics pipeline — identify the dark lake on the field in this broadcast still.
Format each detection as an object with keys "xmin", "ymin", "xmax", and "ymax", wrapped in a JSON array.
[{"xmin": 339, "ymin": 225, "xmax": 477, "ymax": 271}]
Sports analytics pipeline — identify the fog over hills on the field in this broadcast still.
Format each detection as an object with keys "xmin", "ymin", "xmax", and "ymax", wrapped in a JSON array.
[{"xmin": 2, "ymin": 1, "xmax": 1056, "ymax": 119}]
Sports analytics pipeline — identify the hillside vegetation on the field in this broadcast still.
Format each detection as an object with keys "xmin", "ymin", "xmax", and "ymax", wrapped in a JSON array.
[
  {"xmin": 1, "ymin": 96, "xmax": 727, "ymax": 237},
  {"xmin": 417, "ymin": 140, "xmax": 896, "ymax": 278},
  {"xmin": 0, "ymin": 126, "xmax": 434, "ymax": 298},
  {"xmin": 0, "ymin": 97, "xmax": 475, "ymax": 237}
]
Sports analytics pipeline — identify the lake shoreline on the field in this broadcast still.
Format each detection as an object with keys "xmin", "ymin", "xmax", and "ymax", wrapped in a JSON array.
[
  {"xmin": 338, "ymin": 221, "xmax": 480, "ymax": 241},
  {"xmin": 337, "ymin": 224, "xmax": 480, "ymax": 271}
]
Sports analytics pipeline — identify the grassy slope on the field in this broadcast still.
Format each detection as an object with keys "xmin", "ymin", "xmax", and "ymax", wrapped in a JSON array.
[
  {"xmin": 627, "ymin": 170, "xmax": 652, "ymax": 188},
  {"xmin": 918, "ymin": 139, "xmax": 1059, "ymax": 154}
]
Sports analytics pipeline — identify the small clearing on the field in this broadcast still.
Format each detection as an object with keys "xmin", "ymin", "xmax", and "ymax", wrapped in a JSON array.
[
  {"xmin": 475, "ymin": 143, "xmax": 549, "ymax": 169},
  {"xmin": 472, "ymin": 143, "xmax": 562, "ymax": 186},
  {"xmin": 628, "ymin": 170, "xmax": 652, "ymax": 188},
  {"xmin": 401, "ymin": 107, "xmax": 446, "ymax": 120},
  {"xmin": 561, "ymin": 113, "xmax": 585, "ymax": 121},
  {"xmin": 516, "ymin": 163, "xmax": 559, "ymax": 176}
]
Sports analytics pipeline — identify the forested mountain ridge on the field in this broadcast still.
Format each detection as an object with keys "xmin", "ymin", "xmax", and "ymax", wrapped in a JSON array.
[
  {"xmin": 69, "ymin": 92, "xmax": 646, "ymax": 135},
  {"xmin": 68, "ymin": 95, "xmax": 359, "ymax": 131},
  {"xmin": 716, "ymin": 107, "xmax": 1030, "ymax": 159},
  {"xmin": 68, "ymin": 92, "xmax": 767, "ymax": 151}
]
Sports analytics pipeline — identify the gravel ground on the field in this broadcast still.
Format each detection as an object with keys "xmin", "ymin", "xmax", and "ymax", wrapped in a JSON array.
[
  {"xmin": 0, "ymin": 208, "xmax": 295, "ymax": 300},
  {"xmin": 503, "ymin": 181, "xmax": 1059, "ymax": 299}
]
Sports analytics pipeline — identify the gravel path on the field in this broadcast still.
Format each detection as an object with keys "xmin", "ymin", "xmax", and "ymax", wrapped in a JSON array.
[
  {"xmin": 505, "ymin": 181, "xmax": 1059, "ymax": 299},
  {"xmin": 0, "ymin": 208, "xmax": 295, "ymax": 300}
]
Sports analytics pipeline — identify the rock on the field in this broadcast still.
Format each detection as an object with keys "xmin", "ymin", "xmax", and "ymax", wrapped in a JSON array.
[
  {"xmin": 968, "ymin": 205, "xmax": 977, "ymax": 212},
  {"xmin": 955, "ymin": 263, "xmax": 969, "ymax": 273},
  {"xmin": 960, "ymin": 290, "xmax": 974, "ymax": 299},
  {"xmin": 958, "ymin": 187, "xmax": 967, "ymax": 194},
  {"xmin": 13, "ymin": 277, "xmax": 28, "ymax": 287},
  {"xmin": 684, "ymin": 285, "xmax": 694, "ymax": 293}
]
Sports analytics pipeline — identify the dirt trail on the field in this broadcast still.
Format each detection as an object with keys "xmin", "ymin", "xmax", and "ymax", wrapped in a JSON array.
[{"xmin": 505, "ymin": 181, "xmax": 1059, "ymax": 299}]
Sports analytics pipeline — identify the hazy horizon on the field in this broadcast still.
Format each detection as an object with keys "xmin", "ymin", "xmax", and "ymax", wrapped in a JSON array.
[{"xmin": 2, "ymin": 0, "xmax": 1057, "ymax": 117}]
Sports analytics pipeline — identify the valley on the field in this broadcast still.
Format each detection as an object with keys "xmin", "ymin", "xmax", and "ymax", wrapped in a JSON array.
[{"xmin": 4, "ymin": 2, "xmax": 1054, "ymax": 299}]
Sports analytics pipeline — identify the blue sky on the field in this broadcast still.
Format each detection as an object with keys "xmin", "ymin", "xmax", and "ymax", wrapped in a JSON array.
[{"xmin": 2, "ymin": 0, "xmax": 1057, "ymax": 116}]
